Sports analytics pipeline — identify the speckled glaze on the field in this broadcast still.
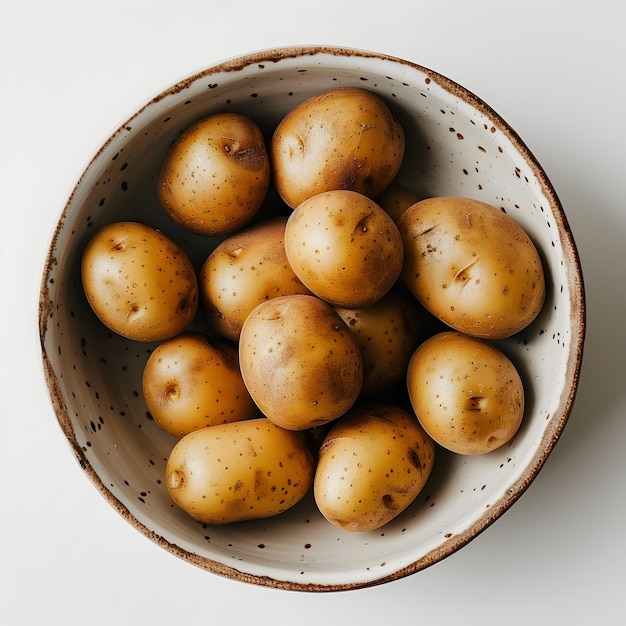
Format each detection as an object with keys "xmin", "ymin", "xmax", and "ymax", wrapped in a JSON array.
[{"xmin": 39, "ymin": 46, "xmax": 585, "ymax": 591}]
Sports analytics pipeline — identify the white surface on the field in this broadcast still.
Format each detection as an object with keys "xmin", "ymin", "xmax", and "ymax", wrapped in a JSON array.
[{"xmin": 1, "ymin": 0, "xmax": 624, "ymax": 624}]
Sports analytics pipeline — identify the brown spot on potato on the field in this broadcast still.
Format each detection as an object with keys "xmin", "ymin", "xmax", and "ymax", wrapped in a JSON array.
[
  {"xmin": 165, "ymin": 383, "xmax": 179, "ymax": 402},
  {"xmin": 408, "ymin": 448, "xmax": 422, "ymax": 470},
  {"xmin": 353, "ymin": 212, "xmax": 374, "ymax": 235},
  {"xmin": 382, "ymin": 494, "xmax": 396, "ymax": 510},
  {"xmin": 231, "ymin": 145, "xmax": 266, "ymax": 171},
  {"xmin": 466, "ymin": 396, "xmax": 486, "ymax": 412},
  {"xmin": 454, "ymin": 258, "xmax": 478, "ymax": 284},
  {"xmin": 168, "ymin": 469, "xmax": 185, "ymax": 490},
  {"xmin": 226, "ymin": 246, "xmax": 244, "ymax": 259}
]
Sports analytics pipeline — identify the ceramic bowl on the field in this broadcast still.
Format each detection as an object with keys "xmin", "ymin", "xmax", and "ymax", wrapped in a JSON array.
[{"xmin": 39, "ymin": 46, "xmax": 585, "ymax": 591}]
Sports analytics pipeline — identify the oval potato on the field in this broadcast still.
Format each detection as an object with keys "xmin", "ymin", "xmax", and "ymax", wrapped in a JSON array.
[
  {"xmin": 375, "ymin": 181, "xmax": 420, "ymax": 223},
  {"xmin": 238, "ymin": 294, "xmax": 363, "ymax": 430},
  {"xmin": 271, "ymin": 87, "xmax": 405, "ymax": 208},
  {"xmin": 314, "ymin": 403, "xmax": 435, "ymax": 532},
  {"xmin": 284, "ymin": 190, "xmax": 404, "ymax": 308},
  {"xmin": 199, "ymin": 216, "xmax": 312, "ymax": 341},
  {"xmin": 334, "ymin": 290, "xmax": 425, "ymax": 395},
  {"xmin": 407, "ymin": 331, "xmax": 525, "ymax": 455},
  {"xmin": 166, "ymin": 418, "xmax": 314, "ymax": 524},
  {"xmin": 158, "ymin": 112, "xmax": 270, "ymax": 236},
  {"xmin": 81, "ymin": 221, "xmax": 198, "ymax": 341},
  {"xmin": 142, "ymin": 332, "xmax": 258, "ymax": 437},
  {"xmin": 398, "ymin": 196, "xmax": 545, "ymax": 338}
]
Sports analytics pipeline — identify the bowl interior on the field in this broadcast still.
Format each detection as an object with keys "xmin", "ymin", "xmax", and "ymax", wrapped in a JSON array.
[{"xmin": 39, "ymin": 46, "xmax": 584, "ymax": 591}]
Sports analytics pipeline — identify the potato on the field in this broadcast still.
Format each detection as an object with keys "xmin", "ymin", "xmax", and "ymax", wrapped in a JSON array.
[
  {"xmin": 158, "ymin": 112, "xmax": 270, "ymax": 236},
  {"xmin": 284, "ymin": 190, "xmax": 404, "ymax": 308},
  {"xmin": 314, "ymin": 403, "xmax": 435, "ymax": 532},
  {"xmin": 81, "ymin": 221, "xmax": 198, "ymax": 341},
  {"xmin": 334, "ymin": 290, "xmax": 425, "ymax": 395},
  {"xmin": 142, "ymin": 332, "xmax": 258, "ymax": 437},
  {"xmin": 165, "ymin": 418, "xmax": 314, "ymax": 524},
  {"xmin": 398, "ymin": 196, "xmax": 545, "ymax": 339},
  {"xmin": 199, "ymin": 216, "xmax": 312, "ymax": 341},
  {"xmin": 271, "ymin": 87, "xmax": 405, "ymax": 208},
  {"xmin": 375, "ymin": 181, "xmax": 420, "ymax": 222},
  {"xmin": 238, "ymin": 294, "xmax": 363, "ymax": 431},
  {"xmin": 407, "ymin": 331, "xmax": 525, "ymax": 455}
]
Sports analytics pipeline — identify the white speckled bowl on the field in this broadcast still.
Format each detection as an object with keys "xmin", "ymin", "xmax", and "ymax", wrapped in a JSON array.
[{"xmin": 39, "ymin": 46, "xmax": 585, "ymax": 591}]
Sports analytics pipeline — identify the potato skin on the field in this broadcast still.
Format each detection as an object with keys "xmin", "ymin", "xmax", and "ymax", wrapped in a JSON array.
[
  {"xmin": 271, "ymin": 88, "xmax": 405, "ymax": 208},
  {"xmin": 165, "ymin": 418, "xmax": 314, "ymax": 524},
  {"xmin": 238, "ymin": 294, "xmax": 363, "ymax": 431},
  {"xmin": 81, "ymin": 221, "xmax": 198, "ymax": 341},
  {"xmin": 407, "ymin": 331, "xmax": 525, "ymax": 455},
  {"xmin": 284, "ymin": 190, "xmax": 404, "ymax": 308},
  {"xmin": 158, "ymin": 113, "xmax": 270, "ymax": 236},
  {"xmin": 142, "ymin": 332, "xmax": 258, "ymax": 437},
  {"xmin": 334, "ymin": 290, "xmax": 425, "ymax": 395},
  {"xmin": 314, "ymin": 403, "xmax": 435, "ymax": 532},
  {"xmin": 199, "ymin": 217, "xmax": 312, "ymax": 341},
  {"xmin": 398, "ymin": 196, "xmax": 545, "ymax": 338},
  {"xmin": 375, "ymin": 181, "xmax": 420, "ymax": 223}
]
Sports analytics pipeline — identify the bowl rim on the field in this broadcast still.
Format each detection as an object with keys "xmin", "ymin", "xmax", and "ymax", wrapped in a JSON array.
[{"xmin": 38, "ymin": 44, "xmax": 586, "ymax": 592}]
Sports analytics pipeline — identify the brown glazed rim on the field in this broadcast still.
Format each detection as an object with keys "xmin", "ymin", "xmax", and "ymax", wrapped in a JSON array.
[{"xmin": 38, "ymin": 45, "xmax": 586, "ymax": 592}]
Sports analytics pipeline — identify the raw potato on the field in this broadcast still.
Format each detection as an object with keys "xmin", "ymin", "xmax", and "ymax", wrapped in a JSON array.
[
  {"xmin": 199, "ymin": 216, "xmax": 312, "ymax": 341},
  {"xmin": 158, "ymin": 112, "xmax": 270, "ymax": 236},
  {"xmin": 81, "ymin": 221, "xmax": 198, "ymax": 341},
  {"xmin": 238, "ymin": 294, "xmax": 363, "ymax": 431},
  {"xmin": 271, "ymin": 87, "xmax": 405, "ymax": 208},
  {"xmin": 334, "ymin": 290, "xmax": 425, "ymax": 395},
  {"xmin": 166, "ymin": 418, "xmax": 315, "ymax": 524},
  {"xmin": 407, "ymin": 331, "xmax": 525, "ymax": 455},
  {"xmin": 398, "ymin": 196, "xmax": 545, "ymax": 339},
  {"xmin": 375, "ymin": 181, "xmax": 420, "ymax": 222},
  {"xmin": 314, "ymin": 403, "xmax": 435, "ymax": 532},
  {"xmin": 284, "ymin": 190, "xmax": 404, "ymax": 308},
  {"xmin": 142, "ymin": 332, "xmax": 258, "ymax": 437}
]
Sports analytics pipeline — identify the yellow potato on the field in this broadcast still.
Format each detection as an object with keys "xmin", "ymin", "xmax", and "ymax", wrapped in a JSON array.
[
  {"xmin": 284, "ymin": 190, "xmax": 404, "ymax": 308},
  {"xmin": 166, "ymin": 418, "xmax": 314, "ymax": 524},
  {"xmin": 238, "ymin": 294, "xmax": 363, "ymax": 430},
  {"xmin": 271, "ymin": 87, "xmax": 405, "ymax": 208},
  {"xmin": 81, "ymin": 221, "xmax": 198, "ymax": 341},
  {"xmin": 199, "ymin": 216, "xmax": 312, "ymax": 341},
  {"xmin": 314, "ymin": 403, "xmax": 435, "ymax": 532},
  {"xmin": 142, "ymin": 332, "xmax": 258, "ymax": 437},
  {"xmin": 398, "ymin": 196, "xmax": 545, "ymax": 338},
  {"xmin": 407, "ymin": 331, "xmax": 525, "ymax": 455},
  {"xmin": 375, "ymin": 181, "xmax": 420, "ymax": 222},
  {"xmin": 334, "ymin": 290, "xmax": 426, "ymax": 395},
  {"xmin": 158, "ymin": 112, "xmax": 270, "ymax": 236}
]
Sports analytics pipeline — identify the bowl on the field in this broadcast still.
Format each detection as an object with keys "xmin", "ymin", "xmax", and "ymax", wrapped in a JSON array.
[{"xmin": 39, "ymin": 45, "xmax": 585, "ymax": 591}]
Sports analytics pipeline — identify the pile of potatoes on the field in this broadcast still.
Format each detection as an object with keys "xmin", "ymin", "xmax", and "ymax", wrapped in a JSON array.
[{"xmin": 81, "ymin": 87, "xmax": 545, "ymax": 532}]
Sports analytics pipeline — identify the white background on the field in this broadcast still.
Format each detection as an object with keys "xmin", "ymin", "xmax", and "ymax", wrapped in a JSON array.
[{"xmin": 2, "ymin": 1, "xmax": 625, "ymax": 624}]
